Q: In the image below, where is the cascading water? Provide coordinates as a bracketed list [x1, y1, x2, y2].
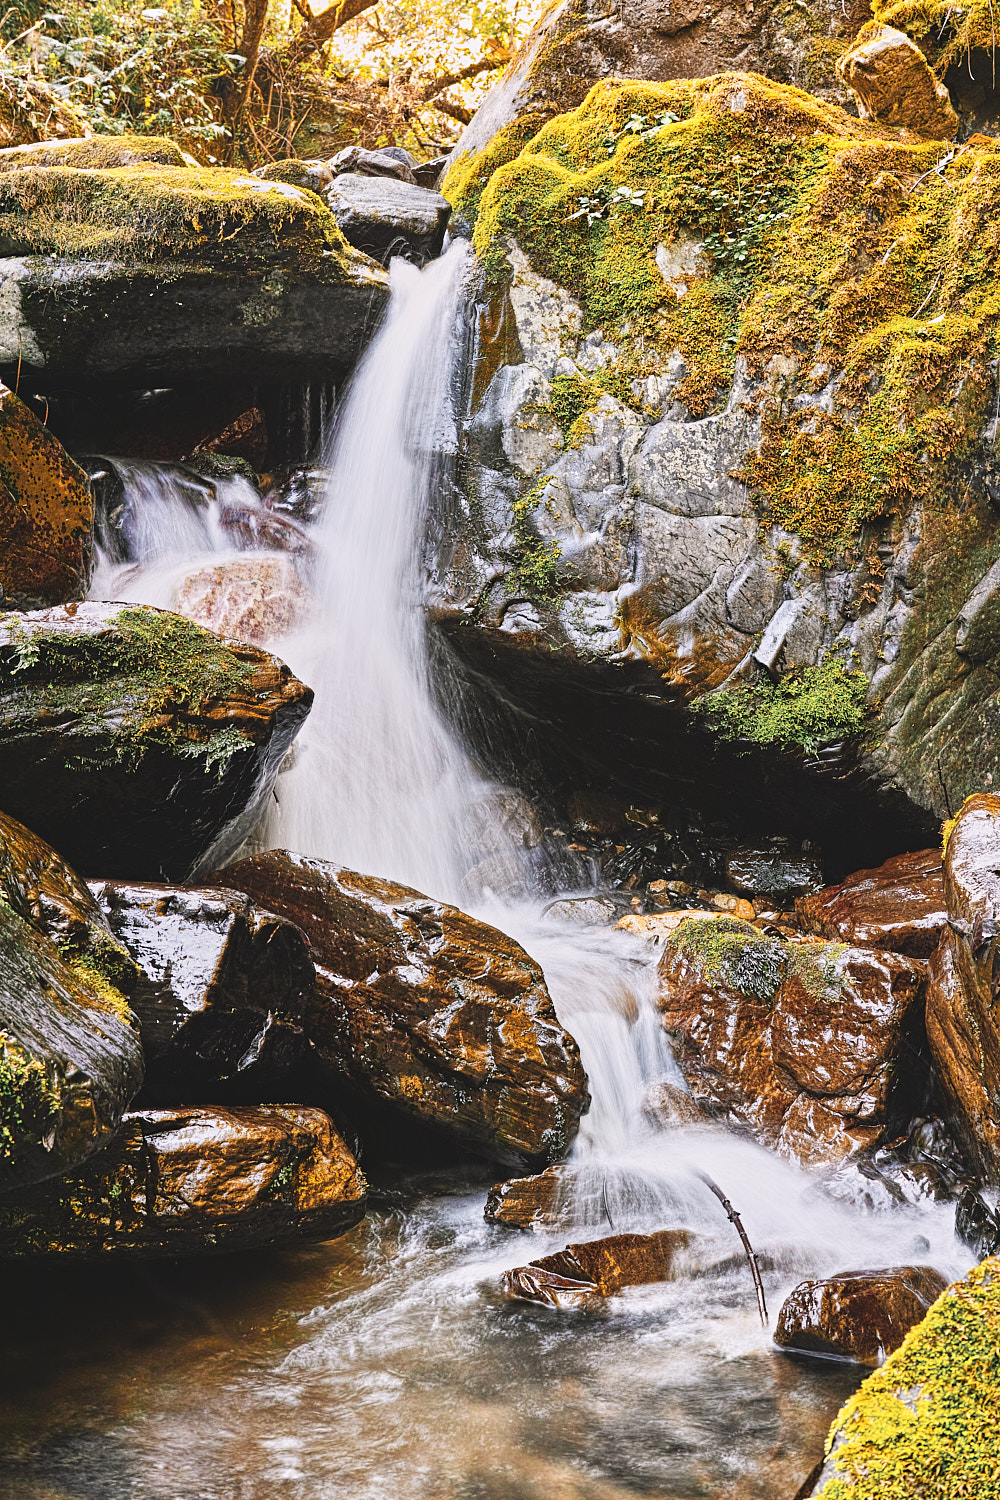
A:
[47, 241, 972, 1500]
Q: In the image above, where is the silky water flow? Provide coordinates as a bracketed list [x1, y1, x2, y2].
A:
[14, 240, 967, 1500]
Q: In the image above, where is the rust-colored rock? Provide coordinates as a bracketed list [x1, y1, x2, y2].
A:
[774, 1265, 947, 1366]
[0, 1104, 366, 1257]
[658, 917, 926, 1166]
[89, 880, 314, 1104]
[837, 24, 958, 139]
[0, 382, 93, 608]
[926, 793, 1000, 1182]
[795, 847, 945, 960]
[208, 850, 590, 1169]
[0, 603, 312, 881]
[503, 1228, 692, 1307]
[485, 1165, 566, 1229]
[174, 554, 312, 645]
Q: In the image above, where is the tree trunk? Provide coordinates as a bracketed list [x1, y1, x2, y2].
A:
[285, 0, 379, 63]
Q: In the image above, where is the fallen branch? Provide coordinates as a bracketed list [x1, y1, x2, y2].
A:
[696, 1171, 768, 1328]
[420, 51, 510, 101]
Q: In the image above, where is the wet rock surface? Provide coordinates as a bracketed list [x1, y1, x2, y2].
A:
[207, 849, 590, 1169]
[503, 1228, 693, 1307]
[0, 1104, 366, 1257]
[0, 603, 312, 882]
[485, 1165, 566, 1229]
[774, 1265, 947, 1367]
[658, 917, 926, 1165]
[90, 880, 314, 1105]
[724, 838, 823, 900]
[324, 174, 451, 265]
[926, 794, 1000, 1183]
[0, 381, 93, 609]
[795, 848, 946, 960]
[174, 554, 312, 644]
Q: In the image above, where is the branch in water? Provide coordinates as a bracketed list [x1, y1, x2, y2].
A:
[696, 1171, 768, 1328]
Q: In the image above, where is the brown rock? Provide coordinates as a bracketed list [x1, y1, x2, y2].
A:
[503, 1228, 692, 1307]
[795, 848, 946, 960]
[485, 1165, 565, 1229]
[658, 917, 926, 1166]
[774, 1265, 947, 1366]
[0, 382, 93, 608]
[926, 793, 1000, 1181]
[615, 909, 716, 944]
[0, 1105, 366, 1257]
[837, 24, 959, 139]
[89, 880, 314, 1105]
[207, 850, 590, 1169]
[174, 554, 312, 644]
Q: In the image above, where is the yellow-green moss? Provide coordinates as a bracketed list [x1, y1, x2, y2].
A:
[465, 72, 1000, 564]
[814, 1257, 1000, 1498]
[0, 1032, 58, 1164]
[507, 482, 562, 602]
[669, 914, 846, 1000]
[0, 133, 191, 171]
[0, 162, 355, 270]
[695, 660, 870, 754]
[872, 0, 1000, 74]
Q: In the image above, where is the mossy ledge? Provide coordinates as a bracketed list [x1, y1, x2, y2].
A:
[693, 661, 871, 755]
[455, 71, 1000, 566]
[811, 1257, 1000, 1498]
[668, 915, 846, 1001]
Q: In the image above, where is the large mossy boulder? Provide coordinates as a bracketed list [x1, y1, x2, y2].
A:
[926, 793, 1000, 1184]
[436, 71, 1000, 851]
[90, 879, 314, 1105]
[0, 1104, 366, 1257]
[0, 602, 312, 882]
[657, 915, 926, 1165]
[0, 147, 388, 388]
[0, 810, 143, 1191]
[208, 849, 591, 1170]
[803, 1258, 1000, 1497]
[0, 381, 93, 609]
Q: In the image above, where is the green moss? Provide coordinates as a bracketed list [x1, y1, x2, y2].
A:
[506, 481, 563, 604]
[695, 660, 870, 754]
[0, 134, 191, 171]
[0, 1033, 58, 1165]
[0, 162, 355, 272]
[464, 72, 1000, 563]
[814, 1258, 1000, 1498]
[872, 0, 1000, 74]
[670, 915, 787, 998]
[0, 606, 257, 771]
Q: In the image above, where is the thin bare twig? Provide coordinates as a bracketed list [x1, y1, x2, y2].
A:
[696, 1171, 768, 1328]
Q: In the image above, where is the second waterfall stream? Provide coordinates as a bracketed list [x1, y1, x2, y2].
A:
[87, 240, 967, 1499]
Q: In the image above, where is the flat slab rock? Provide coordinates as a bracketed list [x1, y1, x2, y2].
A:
[207, 849, 590, 1170]
[0, 1104, 366, 1257]
[775, 1265, 947, 1367]
[323, 174, 450, 264]
[658, 915, 926, 1166]
[795, 847, 945, 960]
[89, 879, 315, 1104]
[503, 1229, 692, 1308]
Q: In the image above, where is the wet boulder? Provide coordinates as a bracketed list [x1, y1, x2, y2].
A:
[795, 848, 946, 960]
[0, 1105, 366, 1257]
[207, 849, 590, 1170]
[658, 917, 926, 1166]
[485, 1165, 566, 1229]
[503, 1229, 692, 1308]
[723, 838, 823, 901]
[775, 1265, 947, 1367]
[89, 880, 314, 1105]
[252, 157, 335, 194]
[804, 1260, 995, 1497]
[926, 794, 1000, 1182]
[0, 603, 312, 882]
[0, 381, 93, 609]
[174, 554, 313, 645]
[0, 158, 387, 389]
[836, 23, 958, 138]
[323, 175, 450, 265]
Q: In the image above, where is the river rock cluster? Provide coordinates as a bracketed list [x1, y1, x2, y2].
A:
[2, 0, 1000, 1489]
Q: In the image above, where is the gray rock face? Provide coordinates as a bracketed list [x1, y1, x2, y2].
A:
[324, 175, 451, 265]
[90, 881, 315, 1105]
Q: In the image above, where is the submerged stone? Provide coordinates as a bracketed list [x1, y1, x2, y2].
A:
[0, 603, 312, 882]
[0, 1105, 366, 1257]
[207, 849, 590, 1170]
[485, 1165, 566, 1229]
[774, 1265, 947, 1367]
[503, 1228, 692, 1307]
[173, 554, 313, 645]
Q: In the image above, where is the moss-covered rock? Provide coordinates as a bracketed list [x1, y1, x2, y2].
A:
[436, 70, 1000, 840]
[0, 380, 93, 609]
[0, 602, 313, 881]
[0, 158, 388, 387]
[805, 1258, 1000, 1497]
[0, 133, 194, 171]
[0, 1105, 367, 1257]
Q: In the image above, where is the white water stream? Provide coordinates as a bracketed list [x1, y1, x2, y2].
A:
[56, 242, 972, 1500]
